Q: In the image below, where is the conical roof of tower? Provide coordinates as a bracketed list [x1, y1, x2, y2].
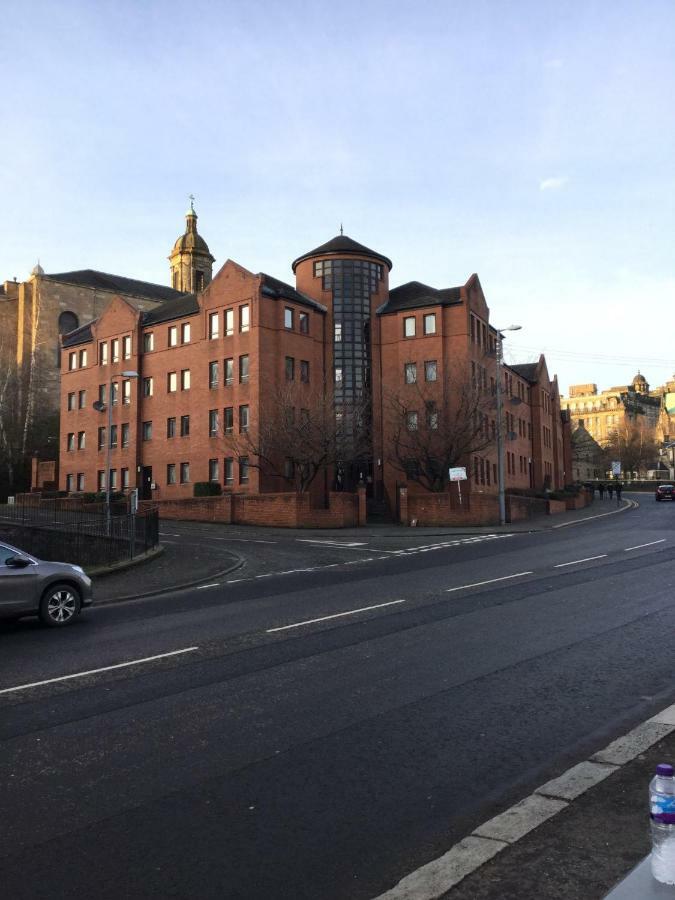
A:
[291, 234, 392, 272]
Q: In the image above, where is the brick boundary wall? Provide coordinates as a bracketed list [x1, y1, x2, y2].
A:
[139, 488, 364, 529]
[404, 491, 499, 527]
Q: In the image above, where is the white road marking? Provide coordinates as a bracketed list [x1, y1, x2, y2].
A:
[226, 578, 245, 583]
[159, 532, 182, 537]
[553, 555, 607, 568]
[445, 572, 533, 593]
[624, 539, 666, 551]
[0, 647, 199, 696]
[297, 539, 367, 547]
[266, 598, 407, 633]
[196, 583, 220, 590]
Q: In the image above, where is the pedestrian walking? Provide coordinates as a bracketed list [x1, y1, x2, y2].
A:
[615, 481, 623, 504]
[598, 481, 605, 499]
[607, 482, 614, 500]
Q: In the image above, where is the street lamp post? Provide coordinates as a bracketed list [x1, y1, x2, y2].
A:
[93, 369, 138, 534]
[495, 326, 522, 526]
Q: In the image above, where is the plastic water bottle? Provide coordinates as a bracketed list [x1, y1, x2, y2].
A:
[650, 762, 675, 884]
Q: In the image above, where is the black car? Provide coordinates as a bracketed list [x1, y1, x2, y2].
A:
[655, 484, 675, 501]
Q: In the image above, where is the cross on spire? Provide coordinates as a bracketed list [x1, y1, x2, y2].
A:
[340, 223, 343, 236]
[188, 193, 196, 213]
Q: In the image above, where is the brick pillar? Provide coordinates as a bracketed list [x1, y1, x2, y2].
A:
[398, 485, 408, 525]
[357, 485, 367, 526]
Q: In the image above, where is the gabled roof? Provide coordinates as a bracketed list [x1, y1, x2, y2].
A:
[510, 363, 539, 383]
[141, 292, 198, 325]
[45, 269, 185, 303]
[377, 280, 462, 315]
[61, 322, 94, 348]
[291, 234, 393, 272]
[259, 273, 326, 313]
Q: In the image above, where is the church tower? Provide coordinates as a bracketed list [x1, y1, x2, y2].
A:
[168, 199, 215, 293]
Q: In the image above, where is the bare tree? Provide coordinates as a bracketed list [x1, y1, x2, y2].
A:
[220, 384, 371, 494]
[604, 421, 659, 478]
[386, 365, 496, 492]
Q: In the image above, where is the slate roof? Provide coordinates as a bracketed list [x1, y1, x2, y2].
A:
[259, 273, 326, 313]
[291, 234, 393, 272]
[510, 363, 539, 383]
[45, 269, 186, 303]
[141, 292, 198, 325]
[61, 322, 94, 348]
[377, 281, 462, 315]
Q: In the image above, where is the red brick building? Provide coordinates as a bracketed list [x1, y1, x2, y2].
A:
[59, 226, 570, 517]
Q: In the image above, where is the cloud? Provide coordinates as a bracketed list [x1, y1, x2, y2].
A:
[539, 176, 568, 191]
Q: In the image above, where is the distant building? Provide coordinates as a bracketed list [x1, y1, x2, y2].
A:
[561, 373, 662, 446]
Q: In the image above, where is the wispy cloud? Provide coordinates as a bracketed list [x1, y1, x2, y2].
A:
[539, 176, 568, 191]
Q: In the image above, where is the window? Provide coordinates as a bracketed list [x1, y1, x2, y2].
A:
[180, 462, 190, 484]
[66, 474, 73, 492]
[78, 389, 86, 409]
[404, 316, 416, 338]
[425, 360, 437, 382]
[406, 411, 418, 431]
[121, 423, 129, 448]
[167, 463, 176, 485]
[209, 409, 218, 436]
[239, 354, 249, 384]
[196, 271, 205, 292]
[143, 332, 154, 352]
[110, 424, 118, 449]
[299, 312, 309, 334]
[423, 313, 436, 335]
[208, 312, 219, 339]
[98, 427, 106, 450]
[168, 326, 178, 347]
[122, 335, 131, 359]
[209, 361, 218, 388]
[79, 349, 87, 367]
[167, 417, 176, 438]
[224, 358, 234, 385]
[224, 407, 234, 434]
[180, 369, 190, 390]
[97, 470, 106, 491]
[142, 376, 153, 397]
[77, 431, 85, 450]
[239, 457, 249, 484]
[209, 459, 219, 482]
[335, 366, 343, 384]
[334, 322, 342, 342]
[110, 469, 117, 490]
[426, 405, 438, 429]
[67, 432, 75, 452]
[111, 382, 119, 405]
[68, 352, 77, 371]
[167, 372, 177, 393]
[180, 415, 190, 437]
[181, 322, 190, 344]
[99, 342, 108, 365]
[285, 356, 295, 381]
[404, 363, 417, 384]
[300, 360, 309, 383]
[67, 392, 76, 411]
[239, 405, 249, 433]
[122, 379, 131, 405]
[239, 305, 250, 333]
[224, 458, 234, 485]
[111, 338, 119, 363]
[142, 421, 152, 441]
[121, 468, 129, 490]
[225, 308, 234, 336]
[284, 307, 294, 330]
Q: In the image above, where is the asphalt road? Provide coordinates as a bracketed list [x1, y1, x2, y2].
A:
[1, 496, 674, 899]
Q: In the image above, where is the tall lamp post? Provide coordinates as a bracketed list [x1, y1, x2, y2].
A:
[495, 325, 522, 526]
[93, 369, 138, 533]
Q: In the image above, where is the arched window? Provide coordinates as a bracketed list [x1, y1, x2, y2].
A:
[58, 311, 79, 334]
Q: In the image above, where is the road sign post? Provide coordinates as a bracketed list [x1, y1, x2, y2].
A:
[449, 467, 467, 506]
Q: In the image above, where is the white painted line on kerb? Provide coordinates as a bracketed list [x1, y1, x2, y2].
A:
[445, 572, 533, 593]
[554, 554, 607, 568]
[196, 583, 220, 590]
[0, 647, 199, 696]
[266, 598, 407, 633]
[624, 539, 666, 551]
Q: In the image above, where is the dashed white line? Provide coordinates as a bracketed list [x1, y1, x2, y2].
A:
[266, 598, 408, 633]
[553, 555, 607, 568]
[0, 647, 199, 696]
[624, 539, 666, 551]
[445, 572, 534, 593]
[196, 583, 220, 590]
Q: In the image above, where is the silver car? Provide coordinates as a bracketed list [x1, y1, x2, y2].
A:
[0, 541, 93, 626]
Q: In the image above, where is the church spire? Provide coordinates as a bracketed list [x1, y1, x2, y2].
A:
[168, 199, 215, 293]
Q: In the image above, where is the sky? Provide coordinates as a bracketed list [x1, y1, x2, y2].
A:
[2, 0, 674, 396]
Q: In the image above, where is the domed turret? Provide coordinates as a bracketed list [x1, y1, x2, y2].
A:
[168, 198, 215, 292]
[31, 261, 44, 277]
[632, 370, 648, 393]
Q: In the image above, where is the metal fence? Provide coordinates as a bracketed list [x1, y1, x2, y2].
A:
[0, 503, 160, 569]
